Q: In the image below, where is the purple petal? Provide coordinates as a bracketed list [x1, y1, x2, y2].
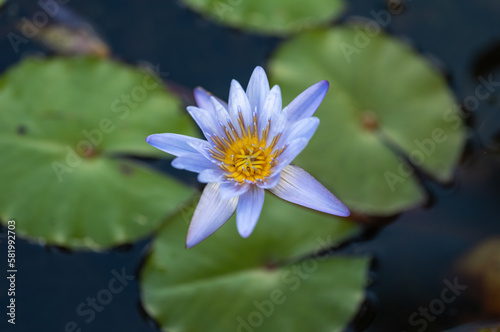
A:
[281, 117, 320, 145]
[219, 182, 250, 199]
[258, 85, 282, 137]
[246, 66, 270, 114]
[188, 140, 214, 162]
[187, 106, 222, 139]
[146, 133, 208, 157]
[211, 96, 241, 137]
[198, 168, 225, 183]
[283, 81, 329, 123]
[194, 87, 215, 113]
[236, 186, 265, 238]
[186, 183, 238, 248]
[270, 165, 350, 217]
[229, 79, 252, 128]
[211, 96, 230, 122]
[270, 138, 309, 175]
[256, 172, 281, 189]
[267, 112, 287, 144]
[263, 85, 282, 115]
[171, 153, 217, 173]
[194, 87, 228, 113]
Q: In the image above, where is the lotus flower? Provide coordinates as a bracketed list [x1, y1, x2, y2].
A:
[146, 67, 349, 248]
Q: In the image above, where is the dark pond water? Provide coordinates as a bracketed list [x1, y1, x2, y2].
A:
[1, 0, 500, 331]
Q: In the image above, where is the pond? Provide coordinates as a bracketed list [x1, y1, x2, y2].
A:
[1, 0, 500, 331]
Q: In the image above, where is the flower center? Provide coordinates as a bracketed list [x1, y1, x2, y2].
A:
[209, 112, 285, 184]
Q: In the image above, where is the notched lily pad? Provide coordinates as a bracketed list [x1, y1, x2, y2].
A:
[141, 194, 368, 332]
[269, 26, 466, 215]
[0, 57, 197, 249]
[181, 0, 346, 35]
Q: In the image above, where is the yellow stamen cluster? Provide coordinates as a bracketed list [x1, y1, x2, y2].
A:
[209, 111, 285, 184]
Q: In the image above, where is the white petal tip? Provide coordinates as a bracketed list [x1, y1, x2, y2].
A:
[145, 134, 158, 144]
[313, 80, 329, 93]
[342, 210, 351, 217]
[185, 225, 204, 249]
[185, 228, 203, 248]
[194, 86, 208, 93]
[334, 207, 350, 217]
[320, 199, 351, 217]
[237, 221, 257, 238]
[185, 237, 197, 249]
[252, 66, 266, 75]
[314, 80, 330, 97]
[170, 159, 181, 169]
[238, 229, 253, 238]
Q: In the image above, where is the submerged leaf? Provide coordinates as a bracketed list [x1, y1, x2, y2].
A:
[141, 193, 368, 332]
[0, 57, 197, 249]
[269, 26, 466, 215]
[456, 237, 500, 316]
[33, 25, 110, 57]
[181, 0, 345, 35]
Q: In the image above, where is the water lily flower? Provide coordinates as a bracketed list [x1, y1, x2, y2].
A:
[146, 67, 350, 248]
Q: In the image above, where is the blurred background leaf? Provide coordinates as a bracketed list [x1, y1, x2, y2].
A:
[29, 24, 110, 57]
[456, 237, 500, 316]
[1, 1, 499, 332]
[180, 0, 346, 35]
[443, 321, 500, 332]
[0, 57, 198, 249]
[142, 193, 368, 332]
[269, 26, 466, 216]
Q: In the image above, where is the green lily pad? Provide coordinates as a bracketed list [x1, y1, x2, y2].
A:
[181, 0, 345, 35]
[0, 57, 197, 249]
[141, 193, 368, 332]
[269, 26, 466, 215]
